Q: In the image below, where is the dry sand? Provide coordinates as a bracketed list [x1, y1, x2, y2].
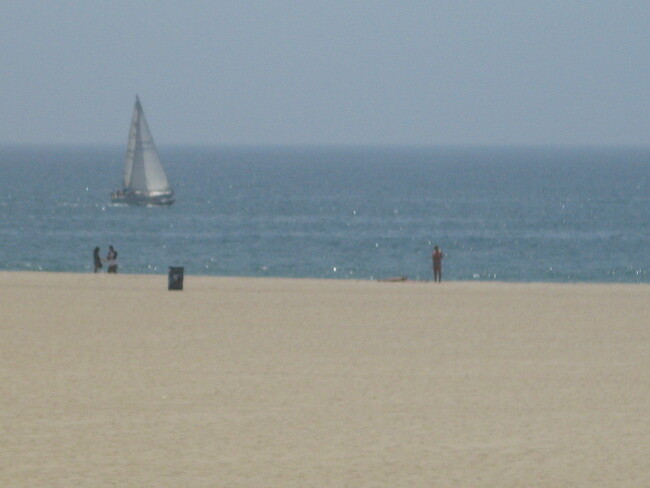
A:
[1, 271, 649, 487]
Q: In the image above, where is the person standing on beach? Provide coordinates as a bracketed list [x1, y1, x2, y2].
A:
[93, 247, 103, 273]
[106, 245, 118, 273]
[432, 245, 443, 282]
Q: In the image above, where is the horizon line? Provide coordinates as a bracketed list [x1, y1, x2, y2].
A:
[2, 142, 650, 150]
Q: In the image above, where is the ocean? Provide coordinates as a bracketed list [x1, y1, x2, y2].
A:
[0, 145, 648, 283]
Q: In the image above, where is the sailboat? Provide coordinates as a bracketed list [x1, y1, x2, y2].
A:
[111, 96, 175, 206]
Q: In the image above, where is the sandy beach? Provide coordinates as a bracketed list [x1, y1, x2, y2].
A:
[1, 271, 649, 487]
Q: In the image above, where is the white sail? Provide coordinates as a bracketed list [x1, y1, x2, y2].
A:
[122, 100, 139, 189]
[124, 96, 171, 193]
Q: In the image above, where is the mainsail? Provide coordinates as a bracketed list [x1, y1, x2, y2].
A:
[124, 96, 171, 193]
[112, 96, 174, 205]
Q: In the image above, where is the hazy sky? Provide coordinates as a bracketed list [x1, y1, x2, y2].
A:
[2, 1, 650, 146]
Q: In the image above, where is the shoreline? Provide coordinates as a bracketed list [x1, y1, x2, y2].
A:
[1, 269, 648, 287]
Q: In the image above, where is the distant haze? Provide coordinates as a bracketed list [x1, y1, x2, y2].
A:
[2, 1, 650, 146]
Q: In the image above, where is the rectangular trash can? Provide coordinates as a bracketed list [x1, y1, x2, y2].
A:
[168, 267, 184, 290]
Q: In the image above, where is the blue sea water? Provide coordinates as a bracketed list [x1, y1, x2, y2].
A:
[0, 145, 648, 282]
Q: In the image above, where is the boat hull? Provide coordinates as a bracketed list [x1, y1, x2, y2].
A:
[111, 190, 175, 206]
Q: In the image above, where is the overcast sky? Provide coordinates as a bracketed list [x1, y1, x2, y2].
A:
[2, 1, 650, 146]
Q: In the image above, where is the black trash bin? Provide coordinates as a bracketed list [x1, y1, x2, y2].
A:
[168, 267, 184, 290]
